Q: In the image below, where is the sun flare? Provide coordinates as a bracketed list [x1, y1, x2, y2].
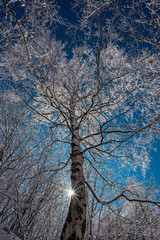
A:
[67, 189, 75, 197]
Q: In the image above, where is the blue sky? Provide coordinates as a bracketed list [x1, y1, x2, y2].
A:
[147, 139, 160, 184]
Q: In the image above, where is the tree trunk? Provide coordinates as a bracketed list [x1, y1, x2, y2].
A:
[60, 99, 87, 240]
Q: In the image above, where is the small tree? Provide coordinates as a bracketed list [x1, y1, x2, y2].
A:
[0, 88, 67, 240]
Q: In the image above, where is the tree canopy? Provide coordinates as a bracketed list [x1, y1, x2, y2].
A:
[0, 0, 160, 239]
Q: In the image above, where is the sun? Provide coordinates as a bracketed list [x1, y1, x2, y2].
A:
[65, 187, 77, 200]
[67, 189, 75, 198]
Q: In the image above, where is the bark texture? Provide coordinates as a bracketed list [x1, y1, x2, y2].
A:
[60, 100, 87, 240]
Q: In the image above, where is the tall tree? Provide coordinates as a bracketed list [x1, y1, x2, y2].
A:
[0, 0, 160, 239]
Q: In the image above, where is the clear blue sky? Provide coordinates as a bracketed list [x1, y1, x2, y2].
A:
[147, 139, 160, 184]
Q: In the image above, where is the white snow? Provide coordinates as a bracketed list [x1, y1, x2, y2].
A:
[0, 225, 20, 240]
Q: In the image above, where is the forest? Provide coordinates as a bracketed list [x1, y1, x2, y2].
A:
[0, 0, 160, 239]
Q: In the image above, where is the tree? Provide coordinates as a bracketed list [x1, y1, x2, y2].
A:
[0, 0, 160, 239]
[84, 178, 160, 240]
[0, 89, 68, 240]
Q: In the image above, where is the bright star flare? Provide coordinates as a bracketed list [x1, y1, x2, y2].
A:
[67, 189, 75, 197]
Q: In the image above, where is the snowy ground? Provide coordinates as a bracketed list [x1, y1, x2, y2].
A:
[0, 225, 20, 240]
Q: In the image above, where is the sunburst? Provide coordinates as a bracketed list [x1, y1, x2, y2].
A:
[67, 189, 75, 197]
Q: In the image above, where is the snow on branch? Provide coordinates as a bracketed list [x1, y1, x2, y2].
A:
[85, 180, 160, 207]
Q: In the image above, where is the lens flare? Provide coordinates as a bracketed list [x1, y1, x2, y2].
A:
[67, 189, 75, 197]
